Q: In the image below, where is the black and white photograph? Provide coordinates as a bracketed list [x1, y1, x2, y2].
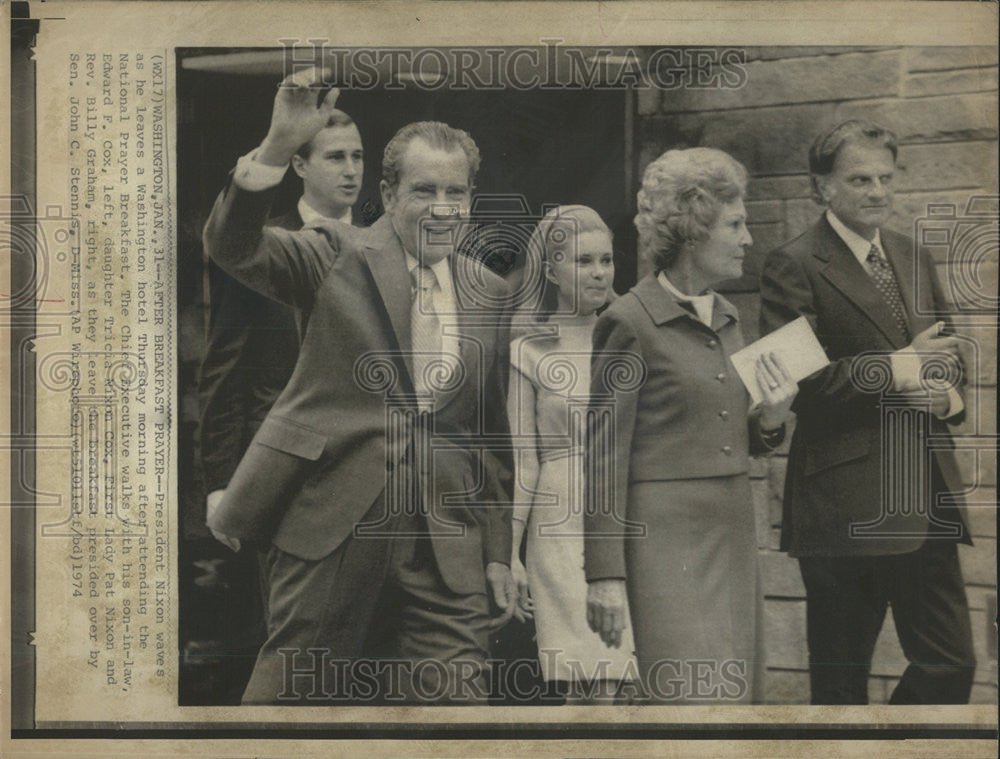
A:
[3, 1, 998, 757]
[173, 40, 998, 709]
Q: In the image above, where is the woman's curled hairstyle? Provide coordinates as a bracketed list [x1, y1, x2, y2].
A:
[634, 148, 749, 271]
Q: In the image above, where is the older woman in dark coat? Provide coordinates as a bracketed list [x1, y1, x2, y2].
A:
[583, 148, 798, 703]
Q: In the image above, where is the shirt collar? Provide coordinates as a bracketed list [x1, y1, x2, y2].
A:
[826, 210, 884, 266]
[298, 197, 352, 227]
[657, 270, 715, 327]
[404, 250, 452, 289]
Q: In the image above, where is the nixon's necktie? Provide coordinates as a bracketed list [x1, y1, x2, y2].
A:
[867, 243, 910, 341]
[410, 265, 442, 409]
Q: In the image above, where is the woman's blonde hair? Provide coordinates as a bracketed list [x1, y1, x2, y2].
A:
[517, 205, 613, 323]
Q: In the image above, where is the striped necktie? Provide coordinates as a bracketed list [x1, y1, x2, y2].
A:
[866, 243, 910, 341]
[410, 265, 442, 409]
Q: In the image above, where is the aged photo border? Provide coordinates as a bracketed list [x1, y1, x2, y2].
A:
[3, 1, 998, 756]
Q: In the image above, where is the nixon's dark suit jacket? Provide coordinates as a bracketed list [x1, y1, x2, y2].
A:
[202, 181, 513, 596]
[198, 208, 303, 493]
[759, 215, 970, 557]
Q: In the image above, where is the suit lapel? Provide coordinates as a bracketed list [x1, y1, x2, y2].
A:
[814, 217, 906, 347]
[632, 274, 690, 325]
[361, 217, 415, 379]
[881, 231, 917, 334]
[433, 254, 480, 414]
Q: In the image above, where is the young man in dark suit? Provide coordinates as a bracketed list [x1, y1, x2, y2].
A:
[203, 68, 516, 704]
[200, 109, 364, 516]
[759, 120, 975, 704]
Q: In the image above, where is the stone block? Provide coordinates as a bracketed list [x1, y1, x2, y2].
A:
[974, 661, 998, 688]
[956, 261, 998, 314]
[904, 67, 999, 98]
[744, 222, 787, 282]
[641, 102, 839, 175]
[753, 46, 888, 62]
[745, 199, 784, 223]
[907, 47, 1000, 73]
[951, 443, 998, 491]
[959, 540, 997, 587]
[927, 259, 999, 317]
[658, 51, 901, 113]
[969, 608, 997, 683]
[747, 174, 813, 202]
[963, 497, 998, 540]
[768, 456, 788, 525]
[888, 190, 998, 251]
[637, 142, 664, 177]
[905, 194, 998, 246]
[763, 668, 810, 705]
[835, 93, 998, 144]
[752, 479, 771, 548]
[953, 384, 998, 441]
[895, 142, 999, 193]
[764, 599, 808, 670]
[960, 325, 998, 385]
[749, 456, 769, 479]
[636, 85, 660, 116]
[760, 549, 805, 598]
[785, 198, 823, 240]
[768, 525, 782, 551]
[964, 586, 997, 614]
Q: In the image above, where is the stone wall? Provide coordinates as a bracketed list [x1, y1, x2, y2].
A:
[636, 45, 998, 704]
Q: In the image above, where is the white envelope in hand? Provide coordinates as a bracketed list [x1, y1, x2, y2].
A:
[730, 316, 830, 405]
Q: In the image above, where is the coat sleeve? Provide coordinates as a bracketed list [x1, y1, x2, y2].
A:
[759, 245, 884, 418]
[922, 245, 967, 425]
[202, 179, 336, 311]
[478, 291, 515, 567]
[584, 308, 643, 582]
[507, 351, 539, 527]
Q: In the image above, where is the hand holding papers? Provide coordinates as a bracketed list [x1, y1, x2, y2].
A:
[731, 316, 830, 405]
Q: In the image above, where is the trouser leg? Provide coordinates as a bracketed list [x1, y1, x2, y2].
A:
[387, 528, 493, 704]
[886, 541, 975, 704]
[242, 496, 395, 705]
[799, 555, 888, 705]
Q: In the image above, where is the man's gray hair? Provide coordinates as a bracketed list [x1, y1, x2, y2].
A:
[382, 121, 480, 188]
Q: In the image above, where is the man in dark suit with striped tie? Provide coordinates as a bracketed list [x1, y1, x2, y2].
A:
[203, 68, 516, 704]
[759, 120, 975, 704]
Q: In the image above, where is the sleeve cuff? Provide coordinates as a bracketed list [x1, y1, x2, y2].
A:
[233, 148, 289, 191]
[890, 346, 923, 392]
[937, 387, 965, 420]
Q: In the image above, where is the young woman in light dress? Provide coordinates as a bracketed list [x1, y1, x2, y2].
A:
[507, 205, 637, 703]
